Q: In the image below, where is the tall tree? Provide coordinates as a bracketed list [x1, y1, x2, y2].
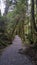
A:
[31, 0, 37, 32]
[5, 0, 12, 14]
[31, 0, 37, 44]
[36, 0, 37, 23]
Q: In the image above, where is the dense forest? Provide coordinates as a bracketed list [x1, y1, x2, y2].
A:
[0, 0, 37, 65]
[0, 0, 37, 47]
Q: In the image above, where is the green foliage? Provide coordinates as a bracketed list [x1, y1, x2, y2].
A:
[0, 15, 12, 47]
[5, 0, 27, 42]
[0, 0, 37, 48]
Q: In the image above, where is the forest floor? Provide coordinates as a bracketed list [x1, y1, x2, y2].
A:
[19, 44, 37, 65]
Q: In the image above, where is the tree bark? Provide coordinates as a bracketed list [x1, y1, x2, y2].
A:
[31, 0, 37, 32]
[36, 0, 37, 23]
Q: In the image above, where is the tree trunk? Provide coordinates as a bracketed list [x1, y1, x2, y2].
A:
[31, 0, 37, 32]
[36, 0, 37, 26]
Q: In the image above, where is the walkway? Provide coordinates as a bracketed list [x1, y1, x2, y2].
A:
[0, 35, 33, 65]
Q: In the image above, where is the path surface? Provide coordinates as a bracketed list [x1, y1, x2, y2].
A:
[0, 35, 33, 65]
